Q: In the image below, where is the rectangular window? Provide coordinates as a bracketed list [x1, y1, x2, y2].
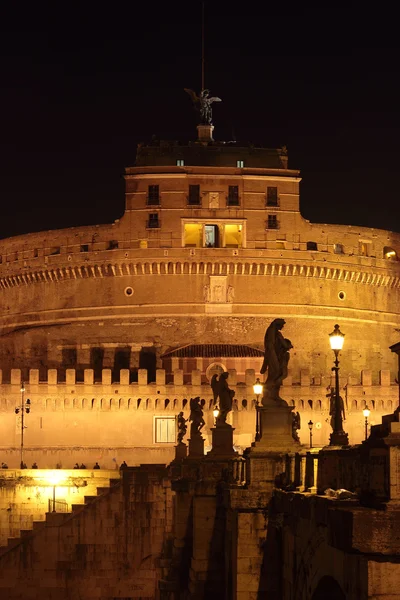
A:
[147, 213, 160, 228]
[50, 246, 61, 255]
[80, 244, 89, 252]
[33, 249, 39, 258]
[107, 240, 119, 250]
[188, 184, 200, 205]
[62, 348, 77, 367]
[154, 416, 176, 443]
[237, 160, 244, 168]
[267, 215, 278, 229]
[307, 241, 318, 251]
[228, 185, 239, 206]
[176, 159, 184, 166]
[266, 186, 278, 206]
[147, 185, 160, 205]
[334, 243, 344, 254]
[359, 242, 370, 256]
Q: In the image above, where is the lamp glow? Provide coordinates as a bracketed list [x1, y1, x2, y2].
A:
[253, 378, 263, 397]
[362, 406, 370, 419]
[213, 406, 220, 420]
[329, 324, 345, 351]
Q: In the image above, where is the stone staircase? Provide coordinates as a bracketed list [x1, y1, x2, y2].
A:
[0, 477, 121, 558]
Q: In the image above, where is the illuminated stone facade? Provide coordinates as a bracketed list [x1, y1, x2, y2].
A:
[0, 139, 399, 463]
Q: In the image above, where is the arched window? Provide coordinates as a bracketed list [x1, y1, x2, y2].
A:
[383, 246, 398, 260]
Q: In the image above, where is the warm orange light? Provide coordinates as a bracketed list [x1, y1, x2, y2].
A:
[329, 324, 345, 351]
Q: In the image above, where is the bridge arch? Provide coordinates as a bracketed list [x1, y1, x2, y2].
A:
[312, 575, 346, 600]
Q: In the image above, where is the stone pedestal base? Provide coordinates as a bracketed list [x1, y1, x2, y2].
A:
[188, 434, 205, 459]
[207, 424, 238, 459]
[197, 124, 214, 143]
[173, 442, 187, 462]
[329, 431, 349, 446]
[252, 405, 299, 452]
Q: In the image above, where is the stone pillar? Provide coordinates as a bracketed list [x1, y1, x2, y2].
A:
[310, 455, 318, 494]
[188, 433, 204, 459]
[297, 455, 306, 492]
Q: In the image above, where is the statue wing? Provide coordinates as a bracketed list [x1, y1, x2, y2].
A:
[184, 88, 200, 105]
[209, 96, 222, 104]
[211, 374, 219, 392]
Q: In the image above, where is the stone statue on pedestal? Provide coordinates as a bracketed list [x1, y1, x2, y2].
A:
[292, 411, 301, 442]
[189, 397, 205, 436]
[210, 372, 234, 425]
[177, 411, 187, 443]
[260, 318, 293, 404]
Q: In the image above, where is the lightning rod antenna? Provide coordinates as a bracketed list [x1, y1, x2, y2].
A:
[201, 0, 205, 91]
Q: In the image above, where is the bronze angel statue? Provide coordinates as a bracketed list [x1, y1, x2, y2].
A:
[184, 88, 222, 125]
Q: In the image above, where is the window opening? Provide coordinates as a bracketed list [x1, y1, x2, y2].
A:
[176, 159, 184, 166]
[227, 186, 239, 206]
[266, 186, 278, 206]
[205, 224, 219, 248]
[188, 184, 200, 205]
[154, 416, 176, 443]
[148, 213, 160, 228]
[334, 243, 344, 254]
[267, 215, 278, 229]
[236, 160, 244, 168]
[307, 241, 318, 251]
[147, 185, 160, 205]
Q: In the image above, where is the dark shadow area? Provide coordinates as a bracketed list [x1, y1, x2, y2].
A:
[312, 575, 346, 600]
[257, 497, 282, 599]
[204, 474, 228, 598]
[139, 348, 156, 382]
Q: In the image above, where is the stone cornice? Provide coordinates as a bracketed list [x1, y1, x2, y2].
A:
[0, 260, 399, 289]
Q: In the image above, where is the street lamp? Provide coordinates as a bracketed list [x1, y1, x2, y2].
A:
[14, 382, 31, 469]
[328, 324, 349, 446]
[308, 420, 313, 448]
[253, 378, 263, 442]
[212, 405, 220, 425]
[362, 404, 370, 441]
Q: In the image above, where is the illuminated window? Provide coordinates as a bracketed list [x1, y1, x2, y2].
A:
[205, 224, 219, 247]
[334, 243, 344, 254]
[307, 241, 318, 251]
[266, 186, 278, 206]
[176, 159, 184, 166]
[359, 241, 371, 256]
[154, 416, 176, 443]
[188, 184, 200, 205]
[184, 222, 243, 248]
[383, 246, 397, 260]
[237, 160, 244, 168]
[225, 224, 242, 248]
[227, 186, 239, 206]
[147, 185, 160, 205]
[267, 215, 278, 229]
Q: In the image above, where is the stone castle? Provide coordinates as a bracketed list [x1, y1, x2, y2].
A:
[0, 116, 400, 599]
[0, 123, 399, 465]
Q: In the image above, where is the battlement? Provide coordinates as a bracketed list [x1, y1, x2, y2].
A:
[0, 367, 396, 414]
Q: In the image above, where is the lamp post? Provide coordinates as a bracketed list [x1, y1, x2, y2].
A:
[253, 378, 263, 442]
[15, 382, 31, 469]
[362, 405, 370, 441]
[212, 405, 220, 426]
[328, 324, 349, 446]
[308, 420, 313, 448]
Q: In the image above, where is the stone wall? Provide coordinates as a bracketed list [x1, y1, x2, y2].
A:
[0, 469, 116, 547]
[0, 466, 173, 599]
[0, 367, 398, 468]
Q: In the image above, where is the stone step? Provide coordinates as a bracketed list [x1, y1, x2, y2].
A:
[7, 538, 20, 549]
[109, 478, 121, 487]
[84, 495, 97, 504]
[32, 521, 46, 531]
[20, 530, 32, 538]
[71, 503, 84, 512]
[96, 486, 110, 495]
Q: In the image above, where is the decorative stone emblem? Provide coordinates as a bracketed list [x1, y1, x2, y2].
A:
[208, 192, 220, 209]
[203, 276, 234, 303]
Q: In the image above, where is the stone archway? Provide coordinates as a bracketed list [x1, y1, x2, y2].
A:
[312, 575, 346, 600]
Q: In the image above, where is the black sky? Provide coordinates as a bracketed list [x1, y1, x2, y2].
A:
[0, 3, 399, 239]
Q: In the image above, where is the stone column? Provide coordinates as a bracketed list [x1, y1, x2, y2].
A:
[297, 455, 306, 492]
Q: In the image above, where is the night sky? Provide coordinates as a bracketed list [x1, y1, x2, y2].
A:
[1, 3, 399, 240]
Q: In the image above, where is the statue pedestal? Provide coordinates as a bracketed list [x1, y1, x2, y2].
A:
[329, 431, 349, 446]
[174, 442, 187, 462]
[197, 124, 214, 143]
[188, 434, 205, 459]
[207, 424, 238, 459]
[252, 403, 299, 452]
